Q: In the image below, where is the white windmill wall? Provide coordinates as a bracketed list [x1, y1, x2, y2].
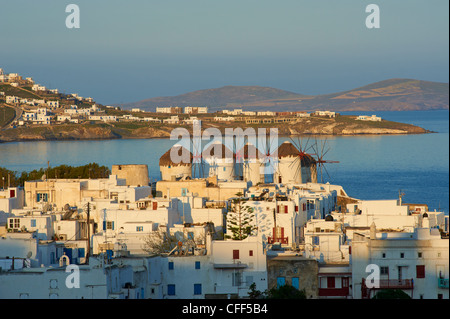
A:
[160, 165, 192, 181]
[243, 161, 264, 186]
[275, 156, 302, 184]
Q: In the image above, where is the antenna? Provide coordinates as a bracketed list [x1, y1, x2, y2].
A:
[398, 189, 405, 205]
[86, 202, 90, 265]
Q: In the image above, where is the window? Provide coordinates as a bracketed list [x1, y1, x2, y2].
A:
[188, 232, 194, 240]
[416, 265, 425, 278]
[136, 226, 143, 232]
[195, 261, 200, 270]
[382, 253, 386, 258]
[276, 277, 286, 288]
[233, 272, 243, 287]
[233, 250, 239, 260]
[418, 252, 423, 258]
[102, 221, 114, 230]
[249, 250, 253, 257]
[181, 188, 187, 196]
[194, 284, 202, 295]
[167, 284, 176, 296]
[292, 277, 299, 290]
[312, 236, 320, 245]
[168, 261, 174, 270]
[400, 253, 405, 258]
[37, 193, 48, 202]
[9, 218, 20, 229]
[380, 266, 389, 275]
[30, 219, 36, 227]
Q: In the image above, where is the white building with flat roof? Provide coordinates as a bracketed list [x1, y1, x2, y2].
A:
[352, 226, 449, 299]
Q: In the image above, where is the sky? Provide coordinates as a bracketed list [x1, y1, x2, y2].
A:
[0, 0, 448, 105]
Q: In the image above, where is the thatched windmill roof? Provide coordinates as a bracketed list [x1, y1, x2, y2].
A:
[159, 144, 193, 167]
[202, 141, 235, 160]
[277, 141, 300, 158]
[276, 141, 316, 166]
[236, 143, 264, 160]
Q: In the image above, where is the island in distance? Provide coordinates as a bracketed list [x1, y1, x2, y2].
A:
[119, 78, 449, 113]
[0, 75, 448, 143]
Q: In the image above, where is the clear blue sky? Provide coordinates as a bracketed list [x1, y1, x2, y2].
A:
[0, 0, 448, 105]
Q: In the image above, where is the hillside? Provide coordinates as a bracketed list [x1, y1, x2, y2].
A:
[0, 115, 429, 143]
[119, 86, 307, 110]
[119, 79, 449, 112]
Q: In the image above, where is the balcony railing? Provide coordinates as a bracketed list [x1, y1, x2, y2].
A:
[268, 236, 289, 245]
[363, 279, 414, 290]
[319, 287, 349, 297]
[361, 278, 414, 299]
[438, 278, 449, 289]
[378, 279, 414, 289]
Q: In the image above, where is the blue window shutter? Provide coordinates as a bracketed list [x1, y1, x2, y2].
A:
[112, 221, 115, 230]
[78, 248, 85, 258]
[292, 277, 299, 290]
[194, 284, 202, 295]
[168, 261, 174, 270]
[277, 277, 285, 288]
[168, 284, 175, 295]
[103, 221, 106, 230]
[195, 261, 200, 269]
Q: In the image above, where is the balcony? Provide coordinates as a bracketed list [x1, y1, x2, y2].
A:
[268, 236, 289, 245]
[361, 279, 414, 298]
[377, 279, 414, 289]
[438, 278, 449, 289]
[319, 287, 349, 297]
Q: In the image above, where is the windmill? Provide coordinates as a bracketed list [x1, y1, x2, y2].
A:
[191, 138, 206, 179]
[287, 135, 318, 183]
[202, 140, 236, 181]
[238, 142, 265, 185]
[258, 128, 279, 183]
[311, 137, 339, 183]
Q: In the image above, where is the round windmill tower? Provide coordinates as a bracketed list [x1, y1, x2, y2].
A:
[203, 140, 235, 181]
[159, 144, 193, 181]
[274, 141, 317, 184]
[238, 142, 264, 186]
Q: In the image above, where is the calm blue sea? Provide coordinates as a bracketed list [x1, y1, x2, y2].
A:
[0, 110, 448, 214]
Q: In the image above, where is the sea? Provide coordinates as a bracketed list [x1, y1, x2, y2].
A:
[0, 110, 448, 214]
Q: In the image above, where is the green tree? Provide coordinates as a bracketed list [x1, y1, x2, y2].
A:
[1, 163, 111, 187]
[372, 289, 411, 299]
[248, 283, 264, 299]
[267, 284, 307, 299]
[225, 192, 257, 240]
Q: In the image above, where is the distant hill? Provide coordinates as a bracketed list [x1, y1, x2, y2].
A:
[120, 85, 306, 111]
[118, 79, 449, 112]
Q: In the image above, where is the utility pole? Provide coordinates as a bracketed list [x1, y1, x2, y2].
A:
[86, 202, 90, 265]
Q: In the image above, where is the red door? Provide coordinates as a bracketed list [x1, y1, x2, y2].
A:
[327, 277, 335, 288]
